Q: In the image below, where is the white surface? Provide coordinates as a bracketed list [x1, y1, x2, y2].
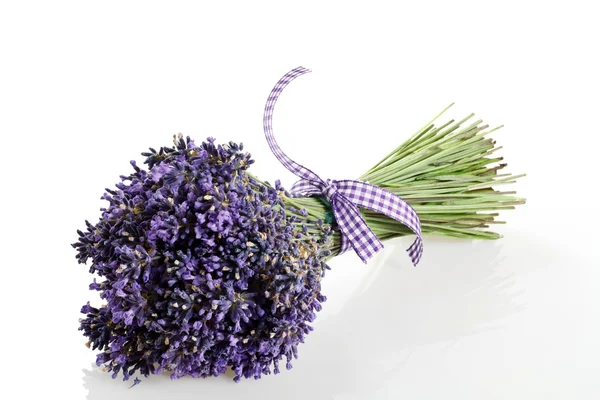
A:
[1, 1, 598, 399]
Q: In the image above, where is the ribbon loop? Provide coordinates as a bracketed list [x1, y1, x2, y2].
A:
[263, 67, 424, 266]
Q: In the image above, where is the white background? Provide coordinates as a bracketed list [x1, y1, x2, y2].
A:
[1, 1, 598, 399]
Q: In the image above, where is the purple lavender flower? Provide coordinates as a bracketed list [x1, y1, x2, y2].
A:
[74, 135, 333, 382]
[129, 377, 142, 388]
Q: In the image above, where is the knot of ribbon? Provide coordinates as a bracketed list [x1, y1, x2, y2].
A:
[263, 66, 423, 266]
[321, 179, 338, 201]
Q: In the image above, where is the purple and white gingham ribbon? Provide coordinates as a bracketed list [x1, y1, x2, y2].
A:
[263, 66, 423, 265]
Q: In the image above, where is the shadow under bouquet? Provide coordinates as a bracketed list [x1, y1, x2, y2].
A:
[73, 67, 525, 384]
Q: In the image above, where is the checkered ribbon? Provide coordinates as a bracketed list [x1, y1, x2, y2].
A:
[263, 66, 423, 265]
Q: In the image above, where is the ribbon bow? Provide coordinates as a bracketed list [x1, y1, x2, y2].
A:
[263, 66, 423, 265]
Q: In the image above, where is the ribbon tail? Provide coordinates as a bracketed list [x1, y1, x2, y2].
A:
[407, 236, 423, 265]
[330, 195, 384, 263]
[263, 67, 323, 184]
[335, 180, 423, 266]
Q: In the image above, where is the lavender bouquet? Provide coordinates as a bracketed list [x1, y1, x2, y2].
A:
[74, 67, 525, 383]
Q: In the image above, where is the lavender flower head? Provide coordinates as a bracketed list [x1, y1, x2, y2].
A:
[74, 135, 333, 382]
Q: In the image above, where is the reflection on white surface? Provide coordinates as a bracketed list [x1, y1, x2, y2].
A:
[83, 237, 525, 400]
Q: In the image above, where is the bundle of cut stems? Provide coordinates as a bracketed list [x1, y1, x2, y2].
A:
[283, 104, 526, 256]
